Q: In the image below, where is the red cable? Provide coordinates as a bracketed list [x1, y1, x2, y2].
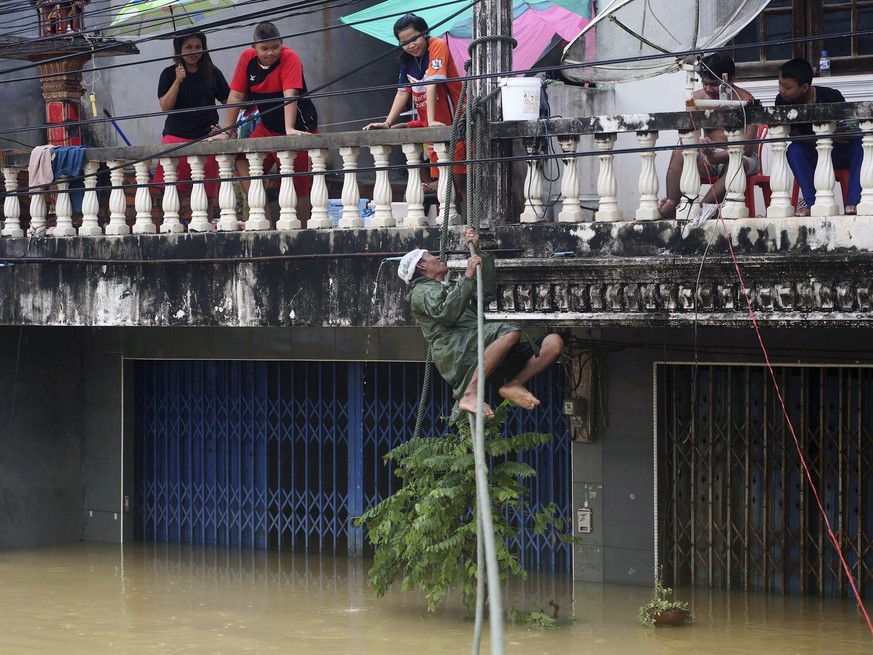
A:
[689, 111, 873, 634]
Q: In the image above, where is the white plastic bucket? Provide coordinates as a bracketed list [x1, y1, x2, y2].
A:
[499, 77, 542, 121]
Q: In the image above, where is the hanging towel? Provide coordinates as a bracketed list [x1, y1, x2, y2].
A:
[51, 146, 87, 213]
[28, 145, 53, 187]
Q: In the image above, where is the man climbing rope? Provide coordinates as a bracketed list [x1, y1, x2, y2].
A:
[398, 229, 564, 417]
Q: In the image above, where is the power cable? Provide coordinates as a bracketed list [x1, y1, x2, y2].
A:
[0, 0, 474, 82]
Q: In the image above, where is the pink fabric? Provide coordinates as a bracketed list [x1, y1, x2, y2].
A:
[28, 145, 53, 187]
[445, 5, 590, 72]
[153, 134, 220, 199]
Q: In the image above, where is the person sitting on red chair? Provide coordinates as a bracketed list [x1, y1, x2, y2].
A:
[658, 53, 758, 219]
[775, 58, 861, 217]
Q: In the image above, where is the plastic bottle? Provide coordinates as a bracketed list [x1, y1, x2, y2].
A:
[819, 50, 831, 77]
[718, 73, 732, 102]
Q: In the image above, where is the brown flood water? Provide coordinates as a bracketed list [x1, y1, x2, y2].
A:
[0, 542, 870, 654]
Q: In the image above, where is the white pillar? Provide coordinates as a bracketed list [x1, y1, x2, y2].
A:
[132, 161, 156, 234]
[339, 146, 362, 228]
[53, 180, 77, 236]
[857, 119, 873, 216]
[276, 151, 300, 230]
[159, 157, 184, 234]
[767, 124, 794, 218]
[105, 160, 130, 236]
[811, 122, 839, 216]
[433, 141, 462, 225]
[215, 154, 239, 232]
[29, 187, 47, 237]
[594, 133, 621, 222]
[243, 152, 270, 230]
[1, 167, 23, 237]
[635, 131, 660, 221]
[720, 127, 749, 218]
[308, 148, 331, 229]
[188, 155, 211, 232]
[520, 138, 545, 223]
[79, 161, 102, 236]
[676, 130, 701, 222]
[557, 135, 584, 223]
[402, 142, 427, 227]
[370, 144, 395, 228]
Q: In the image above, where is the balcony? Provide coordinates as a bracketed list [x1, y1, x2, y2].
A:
[0, 101, 871, 329]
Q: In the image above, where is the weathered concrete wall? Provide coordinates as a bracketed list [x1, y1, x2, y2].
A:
[3, 223, 873, 329]
[0, 12, 51, 148]
[0, 326, 85, 548]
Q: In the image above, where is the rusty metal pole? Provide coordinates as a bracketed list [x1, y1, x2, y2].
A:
[472, 0, 513, 226]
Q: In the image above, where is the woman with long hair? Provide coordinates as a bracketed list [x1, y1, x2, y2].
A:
[154, 31, 230, 219]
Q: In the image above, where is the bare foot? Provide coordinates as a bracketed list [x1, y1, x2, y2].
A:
[658, 197, 677, 220]
[845, 204, 857, 215]
[459, 394, 494, 418]
[498, 383, 541, 410]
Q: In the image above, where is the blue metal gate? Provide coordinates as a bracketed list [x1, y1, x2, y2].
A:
[134, 360, 571, 572]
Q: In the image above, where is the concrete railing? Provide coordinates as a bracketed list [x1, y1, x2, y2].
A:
[1, 102, 871, 238]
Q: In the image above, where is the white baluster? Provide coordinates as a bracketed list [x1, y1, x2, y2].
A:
[29, 188, 47, 237]
[811, 122, 839, 216]
[242, 152, 269, 230]
[433, 142, 461, 225]
[369, 145, 395, 228]
[307, 148, 331, 229]
[557, 135, 584, 223]
[187, 155, 210, 231]
[520, 138, 545, 223]
[635, 131, 660, 221]
[132, 161, 156, 234]
[79, 161, 102, 235]
[53, 180, 76, 236]
[339, 146, 362, 228]
[275, 150, 300, 230]
[105, 160, 130, 236]
[676, 130, 701, 222]
[767, 124, 794, 218]
[215, 154, 239, 232]
[159, 157, 184, 233]
[595, 133, 621, 221]
[1, 167, 23, 237]
[402, 142, 426, 227]
[857, 120, 873, 216]
[720, 127, 749, 218]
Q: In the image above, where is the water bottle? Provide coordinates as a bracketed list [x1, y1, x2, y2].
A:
[718, 73, 731, 102]
[819, 50, 831, 77]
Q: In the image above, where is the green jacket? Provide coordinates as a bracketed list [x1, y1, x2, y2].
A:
[406, 252, 517, 400]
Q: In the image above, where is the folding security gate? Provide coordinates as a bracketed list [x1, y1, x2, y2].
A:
[134, 360, 571, 573]
[659, 364, 873, 599]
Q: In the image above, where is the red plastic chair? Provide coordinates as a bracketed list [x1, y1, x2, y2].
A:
[791, 169, 850, 207]
[744, 125, 771, 216]
[699, 125, 770, 215]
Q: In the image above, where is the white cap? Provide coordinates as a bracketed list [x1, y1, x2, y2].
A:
[398, 249, 427, 283]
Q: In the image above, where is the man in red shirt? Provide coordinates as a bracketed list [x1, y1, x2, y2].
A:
[364, 14, 466, 208]
[225, 22, 317, 226]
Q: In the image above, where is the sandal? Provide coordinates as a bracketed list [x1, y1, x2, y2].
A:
[794, 198, 810, 217]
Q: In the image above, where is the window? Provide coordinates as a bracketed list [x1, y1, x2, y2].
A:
[731, 0, 873, 77]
